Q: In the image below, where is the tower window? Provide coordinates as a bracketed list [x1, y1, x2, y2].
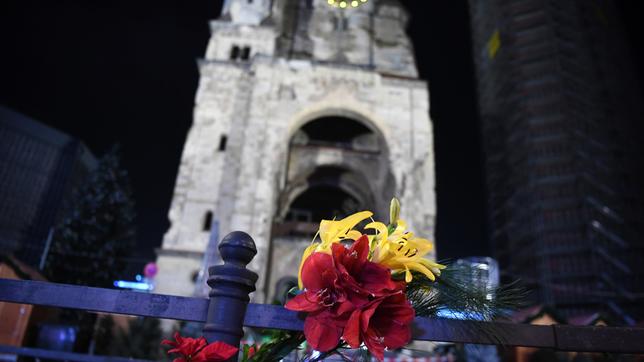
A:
[218, 135, 228, 151]
[230, 46, 240, 60]
[333, 17, 348, 31]
[203, 211, 213, 231]
[241, 47, 251, 61]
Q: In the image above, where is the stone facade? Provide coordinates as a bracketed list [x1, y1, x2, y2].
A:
[155, 0, 436, 302]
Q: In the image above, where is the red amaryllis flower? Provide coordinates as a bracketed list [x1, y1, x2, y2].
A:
[286, 236, 405, 352]
[161, 332, 238, 362]
[343, 292, 415, 361]
[331, 236, 402, 303]
[285, 247, 353, 351]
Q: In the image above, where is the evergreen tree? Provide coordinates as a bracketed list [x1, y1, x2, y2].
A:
[44, 145, 136, 287]
[43, 146, 136, 352]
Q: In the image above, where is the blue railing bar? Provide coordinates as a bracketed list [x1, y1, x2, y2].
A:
[0, 278, 208, 322]
[2, 278, 644, 353]
[243, 303, 555, 348]
[0, 344, 153, 362]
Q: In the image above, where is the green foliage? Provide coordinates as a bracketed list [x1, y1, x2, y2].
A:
[241, 343, 257, 362]
[405, 265, 527, 320]
[403, 265, 527, 345]
[44, 146, 136, 288]
[248, 330, 305, 362]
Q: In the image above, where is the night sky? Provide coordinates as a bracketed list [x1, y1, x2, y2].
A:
[3, 1, 639, 269]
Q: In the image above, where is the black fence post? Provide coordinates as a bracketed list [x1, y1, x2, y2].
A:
[203, 231, 258, 361]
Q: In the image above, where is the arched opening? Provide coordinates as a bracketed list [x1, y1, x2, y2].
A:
[267, 112, 397, 302]
[279, 114, 394, 225]
[286, 185, 360, 222]
[291, 116, 380, 152]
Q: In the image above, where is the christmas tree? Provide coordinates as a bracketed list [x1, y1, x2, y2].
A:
[44, 145, 136, 287]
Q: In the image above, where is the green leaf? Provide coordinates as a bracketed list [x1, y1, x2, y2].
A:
[248, 330, 305, 362]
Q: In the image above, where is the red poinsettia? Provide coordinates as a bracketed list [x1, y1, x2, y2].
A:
[286, 236, 405, 352]
[161, 332, 238, 362]
[343, 292, 415, 361]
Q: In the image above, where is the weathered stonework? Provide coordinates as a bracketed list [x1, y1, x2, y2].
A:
[155, 0, 436, 302]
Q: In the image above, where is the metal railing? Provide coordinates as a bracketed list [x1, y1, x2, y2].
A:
[1, 231, 644, 361]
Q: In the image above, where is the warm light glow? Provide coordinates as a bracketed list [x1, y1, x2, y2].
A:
[327, 0, 367, 9]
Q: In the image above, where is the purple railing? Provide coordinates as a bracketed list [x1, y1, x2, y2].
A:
[1, 231, 644, 360]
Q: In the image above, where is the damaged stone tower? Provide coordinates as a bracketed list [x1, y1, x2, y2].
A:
[155, 0, 436, 302]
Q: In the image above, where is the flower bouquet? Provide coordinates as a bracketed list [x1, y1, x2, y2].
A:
[164, 198, 523, 361]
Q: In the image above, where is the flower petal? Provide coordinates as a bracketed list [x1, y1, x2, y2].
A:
[198, 341, 239, 361]
[342, 309, 362, 348]
[359, 262, 400, 295]
[319, 211, 372, 245]
[304, 313, 343, 352]
[332, 235, 369, 276]
[161, 339, 177, 347]
[345, 229, 363, 240]
[285, 292, 322, 312]
[298, 242, 320, 289]
[363, 329, 386, 362]
[364, 221, 389, 240]
[407, 261, 436, 281]
[301, 252, 335, 290]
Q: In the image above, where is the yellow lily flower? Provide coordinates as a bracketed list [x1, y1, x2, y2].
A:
[297, 210, 372, 289]
[317, 210, 372, 252]
[366, 219, 445, 283]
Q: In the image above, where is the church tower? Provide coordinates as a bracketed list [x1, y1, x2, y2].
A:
[155, 0, 436, 302]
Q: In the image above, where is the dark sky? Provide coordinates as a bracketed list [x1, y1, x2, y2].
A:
[2, 1, 496, 267]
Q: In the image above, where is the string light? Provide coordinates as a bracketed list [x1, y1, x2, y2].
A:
[327, 0, 368, 9]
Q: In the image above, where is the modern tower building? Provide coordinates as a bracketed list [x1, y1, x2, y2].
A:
[155, 0, 437, 302]
[469, 1, 644, 321]
[0, 106, 97, 269]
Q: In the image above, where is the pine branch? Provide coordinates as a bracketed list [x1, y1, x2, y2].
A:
[249, 330, 305, 362]
[405, 266, 527, 320]
[404, 266, 528, 344]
